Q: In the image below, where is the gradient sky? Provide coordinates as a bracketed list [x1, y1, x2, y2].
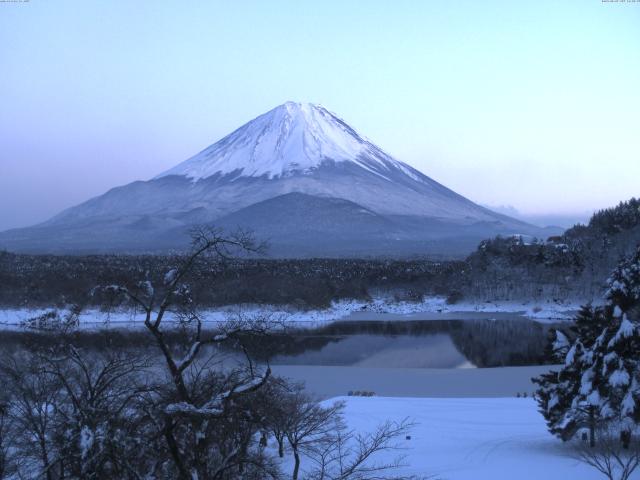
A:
[1, 0, 639, 230]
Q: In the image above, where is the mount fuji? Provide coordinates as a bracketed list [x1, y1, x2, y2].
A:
[0, 102, 556, 256]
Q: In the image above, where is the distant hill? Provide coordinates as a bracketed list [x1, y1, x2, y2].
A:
[482, 204, 591, 229]
[462, 198, 640, 301]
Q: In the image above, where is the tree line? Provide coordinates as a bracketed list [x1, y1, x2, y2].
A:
[2, 197, 639, 311]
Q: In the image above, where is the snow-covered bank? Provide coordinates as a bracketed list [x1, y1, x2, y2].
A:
[316, 396, 615, 480]
[341, 296, 582, 322]
[275, 295, 582, 323]
[0, 296, 583, 330]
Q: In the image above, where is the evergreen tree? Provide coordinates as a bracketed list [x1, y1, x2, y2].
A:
[571, 303, 612, 345]
[606, 246, 640, 315]
[534, 246, 640, 447]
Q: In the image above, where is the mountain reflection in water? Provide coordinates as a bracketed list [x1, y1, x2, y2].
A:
[252, 319, 553, 369]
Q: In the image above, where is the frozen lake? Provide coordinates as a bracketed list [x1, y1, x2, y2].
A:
[272, 364, 553, 398]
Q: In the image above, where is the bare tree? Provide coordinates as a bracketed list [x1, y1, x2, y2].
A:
[0, 400, 13, 479]
[254, 377, 292, 459]
[0, 226, 431, 479]
[279, 385, 344, 480]
[42, 347, 152, 479]
[574, 425, 640, 480]
[0, 341, 152, 480]
[99, 227, 278, 479]
[256, 379, 427, 480]
[101, 228, 266, 400]
[0, 352, 62, 480]
[305, 417, 424, 480]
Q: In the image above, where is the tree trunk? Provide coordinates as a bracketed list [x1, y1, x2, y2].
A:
[238, 438, 249, 474]
[621, 430, 631, 449]
[278, 437, 284, 458]
[163, 418, 190, 480]
[39, 439, 53, 480]
[292, 448, 300, 480]
[589, 407, 596, 448]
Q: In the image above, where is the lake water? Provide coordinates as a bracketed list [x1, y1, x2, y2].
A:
[257, 318, 554, 369]
[255, 318, 560, 397]
[0, 316, 559, 398]
[271, 333, 474, 368]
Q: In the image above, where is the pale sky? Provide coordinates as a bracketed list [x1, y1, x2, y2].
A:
[1, 0, 639, 230]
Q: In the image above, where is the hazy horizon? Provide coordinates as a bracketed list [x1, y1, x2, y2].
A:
[1, 1, 639, 231]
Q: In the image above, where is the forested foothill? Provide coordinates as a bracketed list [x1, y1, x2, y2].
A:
[464, 198, 640, 301]
[1, 198, 639, 310]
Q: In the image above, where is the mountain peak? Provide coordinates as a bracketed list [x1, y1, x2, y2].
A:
[280, 100, 321, 110]
[155, 102, 418, 182]
[0, 101, 553, 255]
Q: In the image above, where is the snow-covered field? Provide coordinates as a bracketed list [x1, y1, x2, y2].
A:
[314, 396, 620, 480]
[0, 296, 583, 329]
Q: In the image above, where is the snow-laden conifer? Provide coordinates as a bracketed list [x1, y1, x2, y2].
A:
[534, 247, 640, 447]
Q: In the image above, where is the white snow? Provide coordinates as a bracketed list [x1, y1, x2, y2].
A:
[552, 330, 570, 354]
[565, 344, 579, 366]
[0, 296, 581, 330]
[603, 351, 618, 365]
[299, 396, 610, 480]
[608, 315, 636, 347]
[594, 327, 608, 347]
[154, 102, 421, 183]
[622, 389, 637, 415]
[609, 368, 631, 387]
[166, 370, 267, 416]
[580, 369, 594, 395]
[164, 268, 178, 285]
[586, 389, 601, 406]
[79, 425, 94, 459]
[165, 401, 223, 417]
[137, 280, 154, 298]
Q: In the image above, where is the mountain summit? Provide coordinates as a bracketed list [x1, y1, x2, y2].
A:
[151, 102, 509, 221]
[0, 102, 557, 256]
[156, 102, 414, 181]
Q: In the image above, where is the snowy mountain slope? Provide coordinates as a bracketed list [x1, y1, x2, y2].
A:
[47, 160, 517, 225]
[155, 102, 423, 182]
[0, 102, 558, 256]
[148, 102, 504, 221]
[44, 103, 524, 224]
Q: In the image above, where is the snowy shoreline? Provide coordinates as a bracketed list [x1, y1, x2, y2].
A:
[0, 296, 585, 330]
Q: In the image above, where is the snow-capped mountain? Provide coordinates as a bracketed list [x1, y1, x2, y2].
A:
[156, 102, 423, 183]
[0, 102, 558, 256]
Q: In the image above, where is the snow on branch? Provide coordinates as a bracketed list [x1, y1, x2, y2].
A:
[165, 367, 271, 418]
